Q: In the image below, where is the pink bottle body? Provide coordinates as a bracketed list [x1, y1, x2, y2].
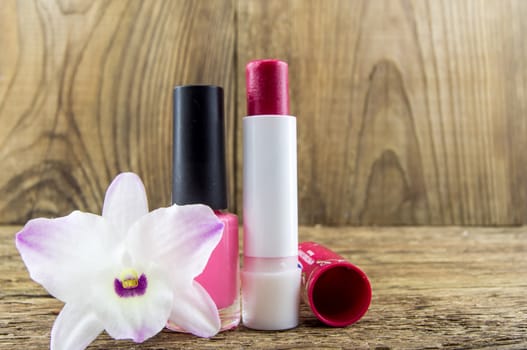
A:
[196, 211, 240, 330]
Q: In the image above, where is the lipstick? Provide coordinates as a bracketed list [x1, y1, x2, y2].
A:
[241, 59, 301, 330]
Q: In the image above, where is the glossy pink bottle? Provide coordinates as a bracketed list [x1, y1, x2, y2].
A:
[170, 85, 240, 331]
[196, 211, 239, 329]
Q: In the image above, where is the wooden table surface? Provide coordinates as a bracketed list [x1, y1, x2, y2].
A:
[1, 225, 526, 349]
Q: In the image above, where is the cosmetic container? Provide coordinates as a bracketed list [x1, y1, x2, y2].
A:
[242, 60, 301, 330]
[171, 85, 240, 331]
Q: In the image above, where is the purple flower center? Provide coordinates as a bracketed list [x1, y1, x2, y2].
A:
[114, 273, 148, 298]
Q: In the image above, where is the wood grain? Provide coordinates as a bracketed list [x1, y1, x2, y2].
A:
[2, 225, 526, 349]
[0, 0, 236, 223]
[237, 0, 527, 225]
[2, 0, 527, 225]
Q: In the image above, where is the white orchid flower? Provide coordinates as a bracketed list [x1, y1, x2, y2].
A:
[15, 172, 223, 349]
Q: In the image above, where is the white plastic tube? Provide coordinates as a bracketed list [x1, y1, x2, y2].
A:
[242, 115, 301, 330]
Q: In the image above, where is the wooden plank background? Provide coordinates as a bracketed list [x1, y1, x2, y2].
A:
[3, 225, 527, 348]
[1, 0, 526, 226]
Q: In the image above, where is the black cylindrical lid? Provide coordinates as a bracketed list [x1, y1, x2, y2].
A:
[172, 85, 227, 209]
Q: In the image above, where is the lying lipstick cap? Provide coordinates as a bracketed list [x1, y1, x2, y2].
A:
[298, 242, 371, 327]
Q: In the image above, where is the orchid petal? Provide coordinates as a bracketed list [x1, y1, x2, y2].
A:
[92, 264, 173, 343]
[102, 172, 149, 236]
[126, 204, 223, 283]
[16, 172, 226, 348]
[51, 303, 103, 350]
[15, 211, 114, 303]
[168, 281, 221, 338]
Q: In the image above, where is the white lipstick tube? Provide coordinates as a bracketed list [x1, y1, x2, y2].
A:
[242, 115, 301, 330]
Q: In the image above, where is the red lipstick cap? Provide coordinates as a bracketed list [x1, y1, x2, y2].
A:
[298, 242, 372, 327]
[246, 59, 290, 116]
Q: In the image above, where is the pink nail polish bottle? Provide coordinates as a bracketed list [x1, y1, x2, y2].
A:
[170, 85, 240, 331]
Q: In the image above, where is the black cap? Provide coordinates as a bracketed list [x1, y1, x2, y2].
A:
[172, 85, 227, 209]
